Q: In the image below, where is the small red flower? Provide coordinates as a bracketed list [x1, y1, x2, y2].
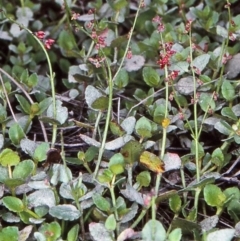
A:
[152, 16, 162, 24]
[157, 23, 165, 32]
[222, 53, 232, 64]
[127, 48, 132, 59]
[229, 32, 236, 41]
[44, 39, 55, 49]
[169, 92, 174, 101]
[88, 8, 95, 14]
[231, 20, 236, 27]
[35, 31, 45, 39]
[185, 19, 193, 33]
[71, 12, 80, 20]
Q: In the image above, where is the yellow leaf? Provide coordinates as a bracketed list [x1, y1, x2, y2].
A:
[162, 118, 170, 128]
[140, 151, 164, 173]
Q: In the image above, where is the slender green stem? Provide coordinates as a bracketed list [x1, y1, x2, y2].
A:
[153, 24, 169, 223]
[127, 165, 133, 186]
[3, 13, 57, 147]
[93, 61, 113, 178]
[130, 208, 148, 229]
[24, 207, 40, 219]
[109, 176, 120, 235]
[215, 1, 231, 94]
[193, 187, 201, 212]
[92, 111, 102, 139]
[0, 68, 48, 142]
[93, 1, 143, 178]
[0, 73, 18, 123]
[188, 28, 200, 182]
[112, 1, 143, 82]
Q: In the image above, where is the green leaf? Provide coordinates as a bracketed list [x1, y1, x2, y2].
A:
[2, 196, 24, 212]
[109, 164, 124, 175]
[107, 0, 128, 11]
[85, 85, 104, 110]
[0, 166, 8, 183]
[168, 228, 182, 241]
[0, 226, 18, 241]
[89, 223, 113, 241]
[47, 100, 68, 125]
[50, 164, 72, 185]
[33, 142, 49, 163]
[136, 171, 151, 187]
[169, 194, 182, 213]
[211, 148, 224, 167]
[135, 116, 152, 139]
[134, 88, 147, 101]
[114, 69, 129, 89]
[9, 123, 25, 146]
[153, 105, 165, 124]
[216, 25, 228, 39]
[142, 66, 160, 87]
[39, 222, 61, 241]
[171, 218, 201, 233]
[34, 206, 49, 218]
[0, 148, 20, 167]
[20, 69, 29, 85]
[18, 42, 27, 54]
[15, 94, 31, 114]
[109, 153, 125, 175]
[110, 121, 125, 136]
[224, 187, 240, 200]
[190, 141, 205, 159]
[221, 80, 235, 101]
[204, 184, 226, 207]
[221, 107, 238, 121]
[18, 225, 33, 241]
[58, 30, 76, 51]
[206, 229, 235, 241]
[12, 159, 34, 179]
[98, 169, 113, 183]
[192, 54, 210, 72]
[140, 151, 164, 173]
[27, 73, 38, 88]
[38, 97, 52, 115]
[85, 146, 98, 162]
[142, 220, 166, 241]
[91, 96, 109, 110]
[4, 178, 25, 189]
[92, 193, 111, 212]
[67, 224, 79, 241]
[30, 103, 41, 117]
[214, 120, 232, 135]
[49, 205, 81, 221]
[27, 189, 56, 208]
[38, 116, 61, 125]
[120, 140, 143, 165]
[199, 93, 215, 112]
[105, 214, 116, 231]
[0, 103, 7, 123]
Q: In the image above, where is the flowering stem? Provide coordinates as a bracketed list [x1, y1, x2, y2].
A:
[3, 14, 57, 147]
[93, 0, 143, 178]
[189, 27, 200, 182]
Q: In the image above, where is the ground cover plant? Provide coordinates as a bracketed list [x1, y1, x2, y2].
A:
[0, 0, 240, 240]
